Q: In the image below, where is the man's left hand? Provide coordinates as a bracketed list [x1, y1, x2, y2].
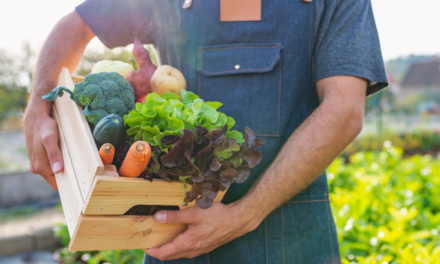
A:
[144, 202, 260, 261]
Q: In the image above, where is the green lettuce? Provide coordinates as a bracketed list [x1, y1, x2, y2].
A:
[124, 90, 244, 151]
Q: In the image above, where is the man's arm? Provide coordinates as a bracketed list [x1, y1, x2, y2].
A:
[238, 75, 366, 220]
[146, 75, 367, 260]
[25, 11, 94, 189]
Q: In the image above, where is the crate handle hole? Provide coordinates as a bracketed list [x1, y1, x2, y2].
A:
[124, 205, 180, 216]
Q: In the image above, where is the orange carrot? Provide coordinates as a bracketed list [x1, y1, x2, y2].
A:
[119, 141, 151, 177]
[99, 143, 115, 165]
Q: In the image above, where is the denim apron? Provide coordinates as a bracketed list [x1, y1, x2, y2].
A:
[145, 1, 341, 263]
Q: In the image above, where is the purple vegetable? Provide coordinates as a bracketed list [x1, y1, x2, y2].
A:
[125, 37, 157, 101]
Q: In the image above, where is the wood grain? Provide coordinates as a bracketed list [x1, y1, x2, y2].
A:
[53, 108, 83, 237]
[83, 176, 226, 215]
[69, 215, 187, 251]
[54, 68, 104, 199]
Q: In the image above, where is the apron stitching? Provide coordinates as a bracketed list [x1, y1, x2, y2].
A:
[309, 0, 320, 108]
[198, 48, 202, 96]
[207, 253, 210, 264]
[198, 72, 201, 96]
[287, 199, 329, 203]
[265, 219, 268, 264]
[193, 258, 195, 264]
[325, 193, 336, 264]
[181, 3, 185, 72]
[256, 56, 282, 138]
[277, 58, 282, 136]
[281, 207, 285, 264]
[199, 45, 280, 52]
[308, 1, 312, 71]
[152, 257, 154, 264]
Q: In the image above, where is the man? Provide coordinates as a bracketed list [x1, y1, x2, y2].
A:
[24, 0, 388, 263]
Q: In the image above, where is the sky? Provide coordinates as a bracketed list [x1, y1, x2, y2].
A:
[0, 0, 439, 62]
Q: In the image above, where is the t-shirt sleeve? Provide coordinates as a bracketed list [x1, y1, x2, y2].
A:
[313, 0, 388, 96]
[75, 0, 154, 49]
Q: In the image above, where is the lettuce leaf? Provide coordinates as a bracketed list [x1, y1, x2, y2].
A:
[153, 125, 265, 209]
[124, 90, 244, 150]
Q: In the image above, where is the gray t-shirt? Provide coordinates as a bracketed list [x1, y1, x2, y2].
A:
[76, 0, 388, 95]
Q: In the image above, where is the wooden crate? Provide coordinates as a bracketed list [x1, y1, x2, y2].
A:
[53, 68, 226, 251]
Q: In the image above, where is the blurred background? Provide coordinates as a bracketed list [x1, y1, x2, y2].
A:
[1, 0, 440, 263]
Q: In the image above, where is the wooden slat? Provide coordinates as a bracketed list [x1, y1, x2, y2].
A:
[69, 215, 187, 251]
[53, 108, 84, 237]
[102, 171, 119, 177]
[101, 165, 119, 176]
[83, 176, 226, 215]
[54, 68, 104, 199]
[104, 165, 117, 172]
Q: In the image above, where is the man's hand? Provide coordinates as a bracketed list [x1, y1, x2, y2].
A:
[144, 202, 261, 261]
[24, 108, 62, 190]
[24, 11, 94, 188]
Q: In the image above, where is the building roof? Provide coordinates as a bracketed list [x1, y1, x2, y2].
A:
[401, 59, 440, 87]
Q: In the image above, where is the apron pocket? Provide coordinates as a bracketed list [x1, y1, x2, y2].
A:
[197, 43, 282, 137]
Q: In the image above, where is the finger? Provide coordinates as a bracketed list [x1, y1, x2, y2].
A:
[42, 173, 58, 190]
[154, 207, 199, 224]
[145, 232, 193, 260]
[33, 149, 58, 190]
[41, 127, 64, 174]
[302, 0, 312, 2]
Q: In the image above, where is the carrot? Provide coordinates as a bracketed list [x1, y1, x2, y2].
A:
[119, 141, 151, 177]
[99, 143, 115, 165]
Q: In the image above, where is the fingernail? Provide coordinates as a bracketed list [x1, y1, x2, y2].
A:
[155, 211, 167, 223]
[52, 162, 62, 173]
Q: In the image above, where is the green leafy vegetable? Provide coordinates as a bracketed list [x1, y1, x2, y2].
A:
[124, 90, 244, 150]
[43, 72, 136, 125]
[140, 125, 264, 209]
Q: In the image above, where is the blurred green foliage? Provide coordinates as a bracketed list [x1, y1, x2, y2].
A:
[329, 146, 440, 263]
[0, 206, 38, 223]
[0, 85, 28, 122]
[0, 44, 33, 122]
[343, 131, 440, 157]
[53, 223, 145, 264]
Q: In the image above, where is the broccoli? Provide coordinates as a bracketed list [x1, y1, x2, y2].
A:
[43, 72, 135, 125]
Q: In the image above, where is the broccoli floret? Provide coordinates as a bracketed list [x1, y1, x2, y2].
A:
[82, 105, 109, 125]
[75, 73, 135, 125]
[43, 72, 136, 125]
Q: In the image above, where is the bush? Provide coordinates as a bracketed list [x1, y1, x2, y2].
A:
[53, 223, 144, 264]
[329, 146, 440, 263]
[342, 131, 440, 157]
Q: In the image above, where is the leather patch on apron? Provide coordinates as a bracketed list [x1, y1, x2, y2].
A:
[220, 0, 261, 21]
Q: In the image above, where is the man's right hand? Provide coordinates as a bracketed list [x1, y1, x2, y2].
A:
[24, 10, 95, 189]
[24, 104, 63, 190]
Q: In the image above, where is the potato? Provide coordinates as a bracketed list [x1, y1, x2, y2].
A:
[150, 65, 186, 97]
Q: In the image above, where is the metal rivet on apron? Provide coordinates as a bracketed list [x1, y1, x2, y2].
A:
[182, 0, 193, 9]
[235, 65, 240, 69]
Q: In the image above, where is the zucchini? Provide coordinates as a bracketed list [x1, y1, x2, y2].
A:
[93, 114, 126, 150]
